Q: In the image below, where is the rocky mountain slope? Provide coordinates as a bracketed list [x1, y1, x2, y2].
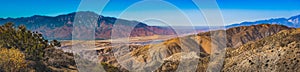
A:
[151, 27, 300, 72]
[51, 23, 298, 71]
[223, 28, 300, 71]
[151, 25, 300, 72]
[0, 11, 175, 40]
[187, 24, 290, 54]
[93, 24, 293, 71]
[153, 24, 293, 71]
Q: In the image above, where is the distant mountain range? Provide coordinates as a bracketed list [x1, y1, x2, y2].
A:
[227, 14, 300, 28]
[0, 11, 300, 40]
[0, 11, 176, 40]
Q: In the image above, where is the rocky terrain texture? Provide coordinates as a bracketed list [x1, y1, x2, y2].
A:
[223, 28, 300, 71]
[197, 24, 291, 53]
[151, 25, 300, 72]
[91, 24, 294, 72]
[40, 24, 299, 72]
[157, 25, 300, 72]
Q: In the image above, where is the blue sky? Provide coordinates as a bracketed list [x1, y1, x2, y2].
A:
[1, 0, 300, 26]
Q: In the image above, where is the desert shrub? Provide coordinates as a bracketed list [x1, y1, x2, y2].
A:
[0, 22, 61, 61]
[0, 22, 48, 61]
[0, 48, 27, 72]
[0, 22, 67, 71]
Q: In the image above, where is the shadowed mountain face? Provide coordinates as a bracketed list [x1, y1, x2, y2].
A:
[0, 11, 176, 40]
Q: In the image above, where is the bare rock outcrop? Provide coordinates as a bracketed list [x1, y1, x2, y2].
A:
[223, 29, 300, 71]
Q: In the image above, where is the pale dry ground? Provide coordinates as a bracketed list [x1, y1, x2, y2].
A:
[59, 35, 177, 51]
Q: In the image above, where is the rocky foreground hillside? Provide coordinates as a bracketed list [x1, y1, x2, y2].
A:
[224, 28, 300, 71]
[152, 25, 300, 72]
[92, 24, 296, 72]
[152, 24, 300, 72]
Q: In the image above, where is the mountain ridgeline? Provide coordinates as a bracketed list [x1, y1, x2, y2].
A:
[1, 12, 300, 40]
[227, 15, 300, 28]
[0, 11, 176, 40]
[162, 24, 291, 54]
